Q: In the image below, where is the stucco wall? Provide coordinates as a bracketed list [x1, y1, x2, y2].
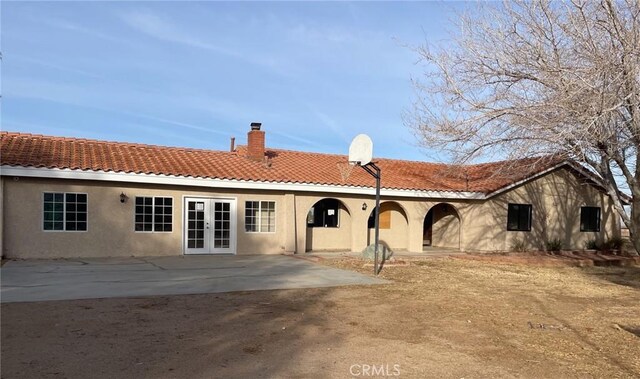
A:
[2, 177, 289, 258]
[430, 204, 461, 249]
[367, 202, 409, 250]
[305, 204, 352, 251]
[0, 166, 620, 258]
[0, 177, 4, 259]
[456, 169, 620, 251]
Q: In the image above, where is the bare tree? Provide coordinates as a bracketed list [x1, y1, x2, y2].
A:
[407, 0, 640, 253]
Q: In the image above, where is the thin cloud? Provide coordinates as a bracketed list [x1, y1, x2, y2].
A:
[312, 109, 351, 144]
[270, 130, 324, 148]
[11, 55, 104, 79]
[117, 10, 299, 78]
[42, 17, 136, 47]
[119, 10, 239, 57]
[6, 77, 231, 136]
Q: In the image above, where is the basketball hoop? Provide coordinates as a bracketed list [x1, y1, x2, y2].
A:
[347, 133, 382, 276]
[348, 134, 373, 166]
[337, 161, 356, 182]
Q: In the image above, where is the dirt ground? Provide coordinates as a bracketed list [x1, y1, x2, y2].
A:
[2, 256, 639, 378]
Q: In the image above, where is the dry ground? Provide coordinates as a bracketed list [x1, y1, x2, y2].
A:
[2, 257, 639, 378]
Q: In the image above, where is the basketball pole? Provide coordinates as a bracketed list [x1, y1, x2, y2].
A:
[360, 162, 381, 275]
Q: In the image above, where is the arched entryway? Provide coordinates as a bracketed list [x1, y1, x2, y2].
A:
[423, 203, 461, 250]
[306, 198, 352, 252]
[367, 201, 409, 250]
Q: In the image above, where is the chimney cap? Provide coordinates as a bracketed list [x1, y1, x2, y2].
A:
[250, 122, 262, 131]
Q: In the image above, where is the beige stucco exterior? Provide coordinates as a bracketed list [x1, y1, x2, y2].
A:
[367, 202, 410, 250]
[0, 166, 620, 259]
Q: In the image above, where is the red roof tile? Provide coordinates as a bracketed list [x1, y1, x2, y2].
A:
[0, 132, 563, 194]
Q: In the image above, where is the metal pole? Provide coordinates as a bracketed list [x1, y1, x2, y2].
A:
[360, 162, 382, 275]
[373, 164, 381, 275]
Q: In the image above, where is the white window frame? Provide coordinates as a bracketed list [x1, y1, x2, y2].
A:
[42, 192, 89, 232]
[244, 200, 276, 233]
[134, 196, 174, 233]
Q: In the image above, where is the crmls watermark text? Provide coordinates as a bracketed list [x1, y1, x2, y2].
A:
[350, 364, 401, 377]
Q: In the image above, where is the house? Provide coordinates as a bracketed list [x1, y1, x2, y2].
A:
[0, 124, 621, 259]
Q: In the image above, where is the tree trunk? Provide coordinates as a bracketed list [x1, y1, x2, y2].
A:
[629, 196, 640, 256]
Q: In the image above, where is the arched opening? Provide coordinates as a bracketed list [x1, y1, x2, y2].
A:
[423, 203, 461, 250]
[367, 201, 409, 251]
[306, 198, 352, 252]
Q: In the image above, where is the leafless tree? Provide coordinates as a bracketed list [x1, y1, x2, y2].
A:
[407, 0, 640, 253]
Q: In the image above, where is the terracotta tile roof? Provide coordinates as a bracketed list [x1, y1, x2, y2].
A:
[0, 131, 563, 194]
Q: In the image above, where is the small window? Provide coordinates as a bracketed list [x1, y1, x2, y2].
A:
[245, 201, 276, 232]
[507, 203, 532, 231]
[43, 192, 87, 231]
[580, 206, 601, 232]
[307, 199, 340, 228]
[135, 197, 172, 232]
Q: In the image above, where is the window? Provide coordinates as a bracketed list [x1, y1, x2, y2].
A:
[580, 206, 601, 232]
[507, 203, 532, 231]
[43, 192, 87, 231]
[245, 201, 276, 232]
[307, 199, 340, 228]
[135, 197, 173, 232]
[367, 205, 392, 229]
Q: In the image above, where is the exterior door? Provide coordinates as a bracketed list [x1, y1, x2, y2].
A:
[184, 198, 236, 254]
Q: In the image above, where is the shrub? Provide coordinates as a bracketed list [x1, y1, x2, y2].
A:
[602, 237, 624, 251]
[545, 238, 563, 252]
[511, 239, 527, 252]
[584, 239, 599, 250]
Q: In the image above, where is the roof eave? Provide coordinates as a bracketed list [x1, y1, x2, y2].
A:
[0, 165, 486, 200]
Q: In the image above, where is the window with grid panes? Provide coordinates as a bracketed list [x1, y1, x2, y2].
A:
[135, 197, 173, 232]
[43, 192, 87, 231]
[245, 201, 275, 232]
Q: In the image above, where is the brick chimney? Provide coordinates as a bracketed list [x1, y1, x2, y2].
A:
[247, 122, 265, 161]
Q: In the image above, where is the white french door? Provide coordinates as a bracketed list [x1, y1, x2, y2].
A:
[184, 198, 236, 255]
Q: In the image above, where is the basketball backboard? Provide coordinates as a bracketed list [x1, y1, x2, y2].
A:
[348, 134, 373, 166]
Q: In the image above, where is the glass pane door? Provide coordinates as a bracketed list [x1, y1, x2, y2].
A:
[213, 202, 231, 249]
[184, 198, 235, 254]
[185, 199, 208, 253]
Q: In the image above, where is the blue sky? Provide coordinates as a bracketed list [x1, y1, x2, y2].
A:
[2, 1, 463, 161]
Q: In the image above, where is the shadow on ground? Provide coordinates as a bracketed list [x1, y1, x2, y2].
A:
[1, 288, 346, 378]
[580, 265, 640, 290]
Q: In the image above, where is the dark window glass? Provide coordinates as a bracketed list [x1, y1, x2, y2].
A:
[307, 199, 340, 228]
[43, 192, 88, 231]
[507, 204, 532, 231]
[580, 207, 601, 232]
[134, 197, 172, 232]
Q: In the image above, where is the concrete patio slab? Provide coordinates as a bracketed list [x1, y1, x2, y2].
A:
[1, 255, 387, 303]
